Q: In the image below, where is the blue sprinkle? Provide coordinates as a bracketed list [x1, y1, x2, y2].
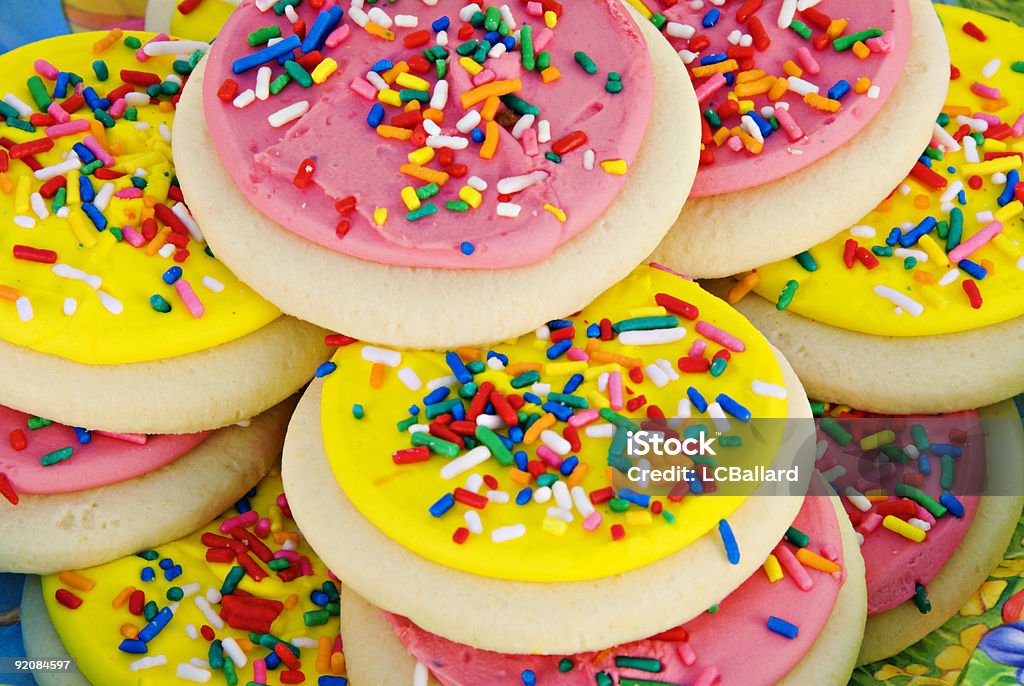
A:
[408, 405, 420, 416]
[716, 393, 752, 422]
[311, 590, 330, 606]
[54, 72, 70, 99]
[541, 401, 572, 422]
[429, 493, 455, 517]
[929, 443, 963, 458]
[685, 470, 704, 495]
[702, 7, 721, 27]
[158, 558, 174, 570]
[424, 387, 450, 405]
[498, 433, 514, 450]
[78, 173, 95, 201]
[514, 450, 528, 471]
[81, 203, 107, 231]
[698, 52, 728, 66]
[163, 565, 182, 582]
[72, 142, 96, 166]
[315, 361, 337, 378]
[367, 102, 385, 127]
[460, 241, 475, 255]
[140, 567, 155, 582]
[618, 487, 650, 508]
[162, 266, 182, 284]
[483, 30, 501, 44]
[998, 169, 1019, 206]
[687, 387, 708, 414]
[431, 16, 451, 31]
[234, 496, 251, 514]
[918, 454, 932, 476]
[958, 259, 987, 279]
[522, 392, 542, 405]
[940, 491, 965, 518]
[486, 350, 509, 365]
[547, 319, 572, 330]
[827, 79, 851, 100]
[73, 427, 91, 444]
[317, 677, 349, 686]
[82, 86, 104, 110]
[546, 339, 572, 359]
[264, 651, 282, 670]
[767, 616, 799, 639]
[445, 351, 473, 383]
[918, 155, 932, 167]
[898, 216, 937, 248]
[118, 639, 148, 654]
[587, 323, 601, 337]
[372, 59, 394, 72]
[718, 519, 740, 564]
[947, 166, 957, 174]
[451, 403, 466, 421]
[563, 373, 584, 394]
[470, 127, 486, 142]
[502, 35, 516, 50]
[301, 6, 344, 54]
[746, 111, 773, 137]
[724, 72, 735, 86]
[559, 455, 579, 476]
[138, 607, 173, 643]
[516, 487, 533, 505]
[522, 670, 537, 686]
[232, 34, 302, 74]
[886, 227, 901, 247]
[957, 189, 967, 205]
[509, 426, 524, 443]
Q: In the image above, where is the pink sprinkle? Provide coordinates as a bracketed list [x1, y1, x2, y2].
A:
[726, 135, 743, 152]
[82, 135, 115, 167]
[174, 279, 205, 318]
[533, 27, 554, 53]
[568, 408, 600, 428]
[915, 506, 936, 526]
[349, 76, 378, 101]
[774, 106, 804, 141]
[865, 30, 895, 54]
[526, 1, 544, 16]
[795, 46, 820, 74]
[471, 69, 496, 86]
[109, 98, 127, 119]
[608, 371, 623, 410]
[122, 226, 145, 247]
[1012, 113, 1024, 138]
[219, 510, 259, 534]
[253, 659, 267, 684]
[34, 59, 59, 79]
[521, 128, 539, 156]
[694, 71, 727, 103]
[46, 102, 69, 124]
[93, 431, 148, 444]
[694, 666, 721, 686]
[114, 188, 143, 199]
[973, 112, 1002, 126]
[695, 321, 746, 352]
[949, 220, 1002, 262]
[325, 23, 351, 48]
[274, 549, 300, 562]
[73, 82, 85, 96]
[582, 511, 603, 531]
[677, 642, 697, 666]
[536, 445, 563, 469]
[254, 517, 271, 538]
[857, 512, 883, 534]
[299, 556, 313, 576]
[821, 543, 839, 562]
[565, 346, 588, 361]
[773, 544, 813, 591]
[688, 339, 707, 358]
[46, 119, 90, 139]
[137, 33, 169, 62]
[971, 82, 1001, 100]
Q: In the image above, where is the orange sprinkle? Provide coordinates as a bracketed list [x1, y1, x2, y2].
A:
[399, 164, 450, 186]
[588, 350, 642, 368]
[523, 413, 557, 444]
[727, 271, 761, 304]
[566, 462, 589, 488]
[329, 651, 347, 676]
[59, 571, 96, 592]
[875, 197, 893, 212]
[982, 97, 1009, 113]
[904, 473, 926, 488]
[913, 270, 937, 285]
[826, 18, 848, 38]
[735, 69, 767, 83]
[690, 59, 738, 78]
[144, 226, 171, 256]
[456, 347, 481, 362]
[369, 362, 386, 388]
[283, 593, 299, 610]
[237, 638, 254, 653]
[480, 95, 500, 121]
[316, 636, 333, 673]
[767, 77, 789, 101]
[734, 76, 775, 97]
[509, 468, 532, 486]
[913, 194, 931, 209]
[712, 126, 732, 146]
[854, 77, 872, 94]
[782, 60, 803, 77]
[0, 285, 20, 301]
[733, 126, 763, 155]
[92, 28, 122, 54]
[112, 586, 135, 609]
[479, 120, 499, 159]
[852, 41, 870, 59]
[461, 78, 522, 108]
[540, 66, 561, 83]
[422, 108, 444, 123]
[796, 548, 842, 574]
[506, 362, 542, 375]
[376, 125, 413, 141]
[120, 624, 139, 639]
[941, 105, 972, 118]
[0, 172, 14, 194]
[981, 258, 995, 274]
[803, 92, 842, 113]
[381, 61, 409, 83]
[88, 119, 109, 150]
[364, 21, 396, 40]
[403, 100, 421, 112]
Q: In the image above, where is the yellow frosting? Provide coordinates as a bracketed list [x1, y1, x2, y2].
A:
[321, 265, 789, 582]
[0, 32, 278, 364]
[41, 472, 344, 686]
[171, 0, 236, 43]
[752, 6, 1024, 337]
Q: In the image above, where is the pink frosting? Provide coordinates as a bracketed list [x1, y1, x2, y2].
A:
[0, 405, 210, 496]
[203, 0, 654, 269]
[662, 0, 911, 197]
[817, 410, 982, 615]
[385, 485, 844, 686]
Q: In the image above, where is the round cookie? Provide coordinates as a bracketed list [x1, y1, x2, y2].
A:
[650, 0, 950, 278]
[715, 6, 1024, 413]
[855, 399, 1024, 664]
[0, 31, 329, 433]
[0, 399, 294, 574]
[340, 484, 866, 686]
[146, 0, 237, 42]
[20, 471, 347, 686]
[283, 265, 816, 654]
[174, 0, 701, 349]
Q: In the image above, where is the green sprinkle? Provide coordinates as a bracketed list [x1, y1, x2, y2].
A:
[284, 60, 313, 88]
[0, 102, 18, 120]
[26, 76, 52, 110]
[608, 455, 631, 473]
[131, 176, 148, 189]
[323, 581, 340, 601]
[536, 51, 551, 71]
[649, 13, 667, 30]
[92, 60, 109, 81]
[455, 40, 478, 57]
[81, 159, 103, 174]
[520, 25, 535, 70]
[475, 425, 514, 465]
[881, 444, 909, 464]
[465, 360, 484, 374]
[5, 117, 35, 133]
[789, 19, 812, 39]
[406, 202, 439, 221]
[304, 609, 330, 626]
[940, 454, 956, 491]
[124, 36, 142, 49]
[599, 408, 640, 432]
[661, 510, 676, 524]
[273, 0, 300, 15]
[249, 25, 282, 46]
[209, 640, 225, 670]
[795, 251, 817, 271]
[709, 357, 727, 377]
[499, 93, 539, 115]
[124, 107, 138, 121]
[146, 83, 162, 98]
[143, 601, 158, 621]
[596, 673, 613, 686]
[352, 404, 365, 419]
[574, 51, 597, 74]
[536, 473, 557, 488]
[396, 416, 418, 432]
[558, 658, 574, 673]
[911, 424, 930, 452]
[913, 582, 932, 614]
[1013, 61, 1024, 73]
[511, 370, 540, 388]
[137, 550, 159, 561]
[608, 498, 630, 513]
[785, 526, 809, 547]
[903, 256, 917, 270]
[872, 245, 893, 257]
[93, 109, 115, 129]
[708, 604, 719, 613]
[426, 398, 461, 419]
[498, 21, 510, 37]
[399, 89, 429, 103]
[809, 401, 825, 417]
[27, 417, 52, 430]
[895, 483, 947, 518]
[547, 392, 588, 409]
[769, 115, 780, 130]
[221, 566, 245, 595]
[223, 657, 238, 686]
[150, 294, 172, 313]
[40, 446, 73, 466]
[269, 73, 291, 95]
[605, 80, 623, 94]
[924, 146, 943, 161]
[484, 5, 500, 31]
[545, 152, 562, 163]
[410, 431, 460, 457]
[718, 435, 743, 447]
[776, 279, 798, 310]
[473, 40, 492, 63]
[415, 183, 440, 200]
[947, 207, 963, 252]
[614, 656, 662, 673]
[166, 586, 184, 601]
[833, 28, 883, 51]
[936, 112, 949, 127]
[613, 315, 678, 333]
[820, 417, 852, 446]
[936, 220, 949, 240]
[326, 601, 340, 615]
[704, 108, 722, 128]
[51, 187, 67, 214]
[459, 382, 477, 399]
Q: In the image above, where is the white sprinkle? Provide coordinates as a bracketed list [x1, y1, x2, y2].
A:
[796, 0, 824, 9]
[486, 489, 509, 503]
[739, 33, 753, 47]
[656, 358, 679, 381]
[408, 424, 429, 434]
[426, 134, 468, 150]
[394, 13, 418, 27]
[583, 149, 596, 171]
[189, 658, 210, 670]
[676, 398, 692, 419]
[426, 375, 457, 391]
[158, 122, 173, 143]
[551, 481, 572, 510]
[255, 66, 272, 100]
[532, 486, 552, 504]
[464, 510, 484, 534]
[818, 465, 846, 483]
[200, 276, 224, 293]
[97, 291, 123, 315]
[185, 624, 199, 640]
[867, 85, 881, 99]
[741, 115, 765, 143]
[475, 414, 504, 430]
[436, 29, 448, 46]
[751, 380, 787, 399]
[205, 588, 221, 604]
[976, 210, 995, 224]
[467, 175, 487, 191]
[193, 596, 224, 630]
[255, 0, 275, 9]
[429, 79, 448, 109]
[904, 444, 920, 460]
[1018, 255, 1024, 271]
[677, 49, 699, 65]
[13, 215, 36, 228]
[488, 43, 507, 60]
[94, 182, 115, 212]
[938, 268, 961, 286]
[787, 76, 819, 96]
[899, 184, 912, 196]
[964, 136, 980, 164]
[644, 363, 670, 387]
[537, 119, 551, 143]
[176, 663, 212, 683]
[34, 158, 81, 181]
[571, 485, 595, 517]
[496, 202, 521, 218]
[850, 225, 876, 238]
[777, 0, 797, 28]
[455, 109, 482, 133]
[894, 248, 928, 262]
[63, 298, 77, 316]
[982, 58, 1001, 78]
[232, 89, 256, 108]
[367, 6, 392, 27]
[284, 4, 300, 21]
[29, 193, 48, 220]
[129, 655, 167, 671]
[727, 29, 742, 45]
[165, 74, 183, 87]
[540, 429, 571, 455]
[546, 506, 573, 523]
[158, 243, 176, 258]
[706, 402, 731, 433]
[268, 100, 310, 128]
[459, 3, 482, 22]
[361, 345, 401, 367]
[940, 180, 964, 203]
[3, 94, 32, 117]
[908, 518, 931, 532]
[366, 71, 388, 91]
[584, 423, 615, 438]
[15, 297, 32, 322]
[873, 285, 924, 316]
[179, 582, 201, 598]
[52, 263, 101, 289]
[815, 440, 829, 460]
[617, 328, 687, 346]
[348, 6, 369, 26]
[422, 119, 442, 136]
[689, 0, 704, 9]
[496, 170, 548, 195]
[144, 39, 209, 56]
[125, 92, 150, 105]
[491, 524, 526, 543]
[531, 382, 550, 396]
[464, 473, 483, 494]
[440, 446, 491, 480]
[511, 113, 535, 139]
[499, 4, 516, 30]
[844, 486, 872, 512]
[932, 122, 961, 152]
[397, 367, 422, 391]
[290, 638, 319, 649]
[221, 637, 247, 669]
[666, 22, 695, 38]
[414, 662, 431, 686]
[956, 114, 988, 133]
[486, 356, 505, 370]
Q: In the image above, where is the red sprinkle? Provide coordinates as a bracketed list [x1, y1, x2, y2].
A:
[206, 548, 235, 564]
[200, 625, 216, 641]
[9, 429, 26, 450]
[13, 245, 57, 264]
[855, 246, 879, 270]
[453, 488, 488, 509]
[688, 35, 711, 53]
[800, 7, 832, 30]
[962, 21, 987, 41]
[404, 29, 431, 48]
[735, 0, 762, 23]
[335, 195, 357, 213]
[551, 130, 588, 156]
[842, 238, 858, 269]
[335, 220, 351, 239]
[325, 334, 357, 346]
[748, 17, 771, 51]
[177, 0, 202, 14]
[452, 527, 470, 544]
[280, 672, 306, 685]
[968, 175, 984, 190]
[274, 643, 302, 671]
[678, 356, 710, 373]
[812, 34, 831, 51]
[217, 79, 239, 102]
[962, 279, 982, 309]
[589, 486, 614, 504]
[0, 472, 18, 505]
[120, 70, 162, 87]
[293, 158, 315, 189]
[950, 64, 961, 80]
[654, 293, 699, 320]
[9, 138, 53, 159]
[610, 524, 626, 541]
[909, 161, 948, 190]
[128, 589, 145, 615]
[55, 589, 82, 609]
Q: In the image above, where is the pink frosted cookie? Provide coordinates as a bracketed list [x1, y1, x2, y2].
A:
[174, 0, 701, 348]
[651, 0, 951, 278]
[0, 399, 295, 574]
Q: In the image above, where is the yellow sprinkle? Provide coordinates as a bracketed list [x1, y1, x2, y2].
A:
[859, 430, 895, 451]
[480, 120, 499, 160]
[67, 211, 98, 248]
[992, 233, 1021, 258]
[629, 306, 667, 318]
[364, 21, 396, 40]
[540, 66, 561, 83]
[982, 138, 1008, 152]
[690, 59, 739, 78]
[544, 9, 557, 27]
[588, 391, 610, 409]
[59, 571, 96, 592]
[382, 61, 409, 84]
[600, 159, 628, 175]
[883, 515, 926, 543]
[795, 548, 842, 574]
[626, 511, 653, 526]
[14, 174, 30, 214]
[543, 203, 567, 222]
[377, 88, 402, 106]
[961, 157, 1022, 176]
[376, 124, 413, 140]
[734, 76, 775, 97]
[995, 199, 1023, 223]
[918, 234, 951, 269]
[583, 363, 622, 380]
[854, 77, 872, 94]
[311, 58, 338, 84]
[804, 92, 842, 113]
[404, 100, 421, 112]
[920, 285, 949, 310]
[735, 69, 766, 83]
[737, 98, 755, 114]
[400, 186, 421, 211]
[782, 60, 803, 77]
[623, 0, 652, 18]
[544, 361, 587, 376]
[763, 554, 784, 582]
[852, 41, 871, 59]
[458, 57, 484, 76]
[373, 207, 387, 226]
[396, 72, 430, 91]
[459, 185, 483, 208]
[712, 126, 732, 146]
[407, 146, 435, 165]
[826, 18, 848, 39]
[542, 517, 568, 535]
